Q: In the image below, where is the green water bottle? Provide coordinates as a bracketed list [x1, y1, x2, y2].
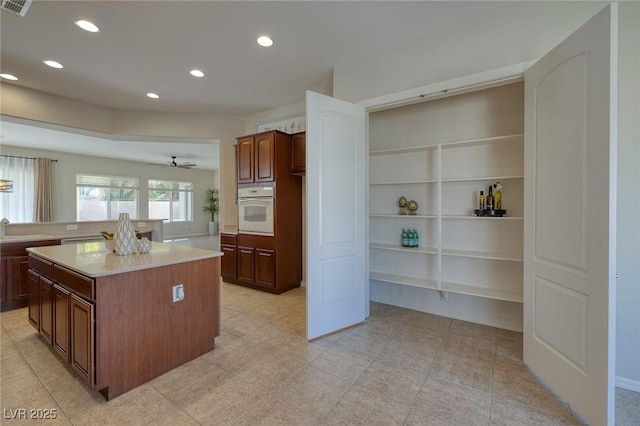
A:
[413, 229, 419, 248]
[401, 228, 409, 247]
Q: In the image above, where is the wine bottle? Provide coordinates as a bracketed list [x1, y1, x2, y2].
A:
[478, 190, 486, 210]
[494, 182, 502, 210]
[487, 186, 494, 210]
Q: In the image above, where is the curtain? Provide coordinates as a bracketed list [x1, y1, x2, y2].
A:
[0, 156, 34, 223]
[34, 157, 53, 222]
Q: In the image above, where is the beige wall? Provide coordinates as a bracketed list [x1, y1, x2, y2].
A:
[1, 84, 243, 229]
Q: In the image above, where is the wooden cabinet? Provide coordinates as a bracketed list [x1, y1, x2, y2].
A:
[1, 239, 60, 311]
[237, 246, 255, 284]
[70, 294, 94, 387]
[290, 132, 306, 175]
[255, 133, 275, 182]
[28, 254, 95, 386]
[255, 249, 275, 289]
[53, 283, 71, 362]
[237, 136, 255, 184]
[221, 244, 237, 281]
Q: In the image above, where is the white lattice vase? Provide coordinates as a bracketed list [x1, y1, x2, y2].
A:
[115, 213, 137, 256]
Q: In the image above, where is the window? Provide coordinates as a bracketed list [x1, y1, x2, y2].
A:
[148, 179, 193, 222]
[0, 156, 34, 223]
[76, 174, 138, 221]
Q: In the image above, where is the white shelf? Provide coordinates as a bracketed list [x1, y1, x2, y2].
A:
[370, 179, 437, 185]
[441, 281, 523, 303]
[370, 214, 437, 219]
[442, 175, 523, 183]
[370, 243, 438, 255]
[370, 145, 438, 156]
[442, 215, 524, 220]
[370, 272, 438, 290]
[440, 133, 524, 149]
[441, 248, 522, 262]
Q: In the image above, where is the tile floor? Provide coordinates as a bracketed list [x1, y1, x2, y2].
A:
[1, 281, 638, 425]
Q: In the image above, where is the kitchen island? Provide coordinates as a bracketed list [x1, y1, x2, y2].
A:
[26, 242, 222, 400]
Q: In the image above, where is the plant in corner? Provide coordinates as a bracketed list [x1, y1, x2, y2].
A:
[203, 188, 220, 236]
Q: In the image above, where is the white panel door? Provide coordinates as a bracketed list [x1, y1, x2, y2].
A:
[524, 5, 616, 425]
[306, 91, 367, 340]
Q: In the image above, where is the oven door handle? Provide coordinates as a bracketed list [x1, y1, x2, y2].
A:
[238, 197, 273, 205]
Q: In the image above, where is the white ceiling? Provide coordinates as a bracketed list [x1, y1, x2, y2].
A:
[0, 1, 604, 169]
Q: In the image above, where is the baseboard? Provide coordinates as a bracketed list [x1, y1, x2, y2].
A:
[616, 376, 640, 392]
[300, 281, 306, 288]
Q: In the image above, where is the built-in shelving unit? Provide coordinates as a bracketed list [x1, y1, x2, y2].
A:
[369, 133, 524, 304]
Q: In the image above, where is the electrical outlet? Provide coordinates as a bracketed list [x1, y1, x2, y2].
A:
[137, 222, 146, 227]
[66, 224, 78, 230]
[172, 284, 184, 302]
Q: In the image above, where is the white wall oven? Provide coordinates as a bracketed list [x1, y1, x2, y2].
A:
[238, 187, 274, 236]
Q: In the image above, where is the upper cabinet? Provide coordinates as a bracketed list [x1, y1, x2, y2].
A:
[237, 132, 276, 184]
[290, 132, 306, 176]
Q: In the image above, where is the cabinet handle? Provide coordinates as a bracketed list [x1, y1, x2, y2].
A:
[240, 250, 252, 254]
[223, 248, 234, 251]
[258, 252, 271, 256]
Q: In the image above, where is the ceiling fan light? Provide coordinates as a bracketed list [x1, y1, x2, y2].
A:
[257, 36, 273, 47]
[146, 92, 159, 99]
[0, 73, 18, 80]
[75, 20, 100, 33]
[43, 60, 63, 69]
[190, 69, 205, 78]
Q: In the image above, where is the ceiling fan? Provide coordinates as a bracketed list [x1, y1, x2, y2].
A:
[167, 156, 197, 169]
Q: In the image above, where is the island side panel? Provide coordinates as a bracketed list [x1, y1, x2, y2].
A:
[94, 257, 220, 400]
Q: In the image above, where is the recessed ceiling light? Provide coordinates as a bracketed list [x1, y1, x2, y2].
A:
[75, 20, 100, 33]
[0, 73, 18, 80]
[190, 69, 205, 78]
[257, 36, 273, 47]
[43, 60, 63, 69]
[146, 93, 159, 99]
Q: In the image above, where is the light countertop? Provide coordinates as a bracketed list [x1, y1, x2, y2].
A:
[27, 242, 222, 278]
[220, 225, 238, 235]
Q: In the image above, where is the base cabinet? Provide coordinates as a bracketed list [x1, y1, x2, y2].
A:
[255, 249, 275, 289]
[221, 244, 237, 281]
[237, 246, 255, 284]
[29, 256, 95, 386]
[70, 294, 94, 387]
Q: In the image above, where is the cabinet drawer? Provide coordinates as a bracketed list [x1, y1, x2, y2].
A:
[53, 265, 94, 301]
[29, 255, 53, 279]
[221, 234, 238, 245]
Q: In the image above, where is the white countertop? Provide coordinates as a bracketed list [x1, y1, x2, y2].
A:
[27, 242, 223, 278]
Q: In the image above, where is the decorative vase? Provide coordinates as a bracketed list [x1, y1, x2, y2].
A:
[115, 213, 137, 256]
[137, 237, 152, 254]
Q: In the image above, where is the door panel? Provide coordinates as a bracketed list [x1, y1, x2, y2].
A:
[70, 294, 94, 386]
[237, 137, 254, 183]
[237, 246, 255, 284]
[255, 249, 275, 288]
[40, 276, 53, 344]
[28, 270, 40, 330]
[306, 91, 367, 340]
[524, 5, 616, 425]
[255, 133, 275, 182]
[53, 284, 70, 362]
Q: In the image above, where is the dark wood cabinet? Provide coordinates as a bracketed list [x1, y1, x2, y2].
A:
[237, 246, 255, 284]
[237, 136, 255, 184]
[53, 283, 71, 362]
[290, 132, 306, 175]
[255, 133, 275, 182]
[28, 270, 40, 330]
[255, 249, 275, 289]
[70, 294, 94, 387]
[221, 244, 237, 281]
[1, 239, 60, 311]
[40, 275, 53, 344]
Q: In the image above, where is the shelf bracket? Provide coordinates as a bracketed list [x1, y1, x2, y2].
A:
[438, 290, 448, 302]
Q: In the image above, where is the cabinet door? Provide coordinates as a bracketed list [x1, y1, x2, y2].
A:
[237, 246, 255, 284]
[255, 133, 275, 182]
[255, 249, 276, 289]
[40, 276, 53, 344]
[221, 244, 237, 281]
[70, 294, 94, 387]
[290, 132, 306, 175]
[12, 256, 30, 304]
[53, 284, 70, 362]
[237, 137, 255, 184]
[0, 257, 7, 304]
[28, 270, 40, 331]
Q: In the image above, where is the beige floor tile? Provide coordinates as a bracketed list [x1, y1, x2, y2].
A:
[490, 396, 581, 426]
[39, 369, 105, 420]
[0, 347, 35, 386]
[357, 316, 405, 337]
[406, 312, 453, 333]
[310, 342, 376, 383]
[336, 326, 392, 357]
[405, 376, 491, 426]
[352, 356, 426, 404]
[429, 351, 494, 393]
[0, 374, 70, 425]
[235, 366, 351, 425]
[438, 332, 496, 361]
[71, 384, 179, 426]
[146, 410, 200, 426]
[319, 384, 412, 426]
[233, 348, 309, 393]
[492, 354, 570, 417]
[616, 387, 640, 426]
[177, 375, 264, 425]
[496, 328, 523, 361]
[376, 334, 439, 373]
[449, 319, 497, 344]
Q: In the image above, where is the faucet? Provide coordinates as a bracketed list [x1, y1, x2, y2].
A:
[0, 218, 9, 238]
